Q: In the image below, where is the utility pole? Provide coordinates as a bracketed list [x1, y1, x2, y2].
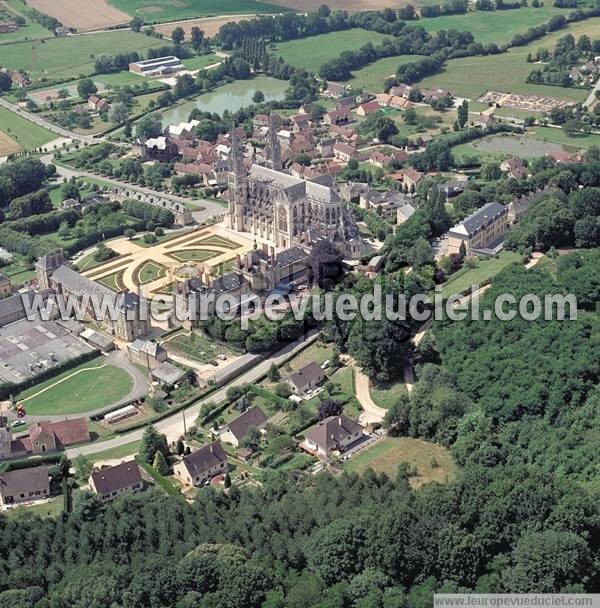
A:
[182, 409, 187, 435]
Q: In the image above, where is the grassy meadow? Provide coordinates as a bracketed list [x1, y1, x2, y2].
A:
[349, 55, 427, 91]
[0, 30, 164, 81]
[0, 106, 55, 153]
[418, 6, 572, 46]
[273, 29, 389, 70]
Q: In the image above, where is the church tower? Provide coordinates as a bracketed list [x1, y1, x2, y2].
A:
[265, 114, 282, 172]
[227, 127, 246, 232]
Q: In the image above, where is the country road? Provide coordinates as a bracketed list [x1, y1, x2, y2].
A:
[0, 98, 99, 145]
[66, 330, 319, 458]
[43, 155, 227, 224]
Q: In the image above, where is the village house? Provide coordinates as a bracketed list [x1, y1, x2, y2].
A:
[88, 95, 110, 113]
[368, 149, 392, 168]
[317, 137, 336, 158]
[27, 418, 90, 455]
[507, 188, 548, 224]
[421, 87, 452, 102]
[323, 81, 348, 99]
[288, 361, 325, 396]
[89, 460, 143, 502]
[301, 415, 365, 458]
[127, 339, 167, 369]
[220, 406, 267, 447]
[0, 20, 17, 34]
[150, 361, 186, 387]
[0, 465, 50, 506]
[474, 113, 496, 130]
[139, 136, 179, 162]
[389, 83, 412, 98]
[173, 441, 228, 487]
[545, 150, 583, 164]
[397, 202, 416, 224]
[356, 101, 380, 117]
[443, 180, 468, 199]
[332, 141, 356, 163]
[446, 201, 509, 255]
[168, 119, 200, 142]
[0, 274, 11, 298]
[360, 190, 411, 220]
[399, 167, 423, 190]
[9, 70, 31, 88]
[324, 108, 351, 126]
[292, 114, 310, 132]
[500, 156, 526, 179]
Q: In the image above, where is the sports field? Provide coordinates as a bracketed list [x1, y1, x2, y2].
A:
[108, 0, 285, 22]
[1, 30, 164, 81]
[344, 436, 456, 488]
[274, 29, 390, 70]
[418, 6, 571, 46]
[17, 358, 134, 415]
[0, 106, 55, 154]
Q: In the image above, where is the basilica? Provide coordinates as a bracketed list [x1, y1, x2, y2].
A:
[227, 116, 366, 259]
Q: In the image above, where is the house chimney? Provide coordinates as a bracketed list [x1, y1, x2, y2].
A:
[210, 443, 214, 453]
[338, 417, 342, 425]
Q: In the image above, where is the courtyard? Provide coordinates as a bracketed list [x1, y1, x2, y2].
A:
[82, 224, 254, 300]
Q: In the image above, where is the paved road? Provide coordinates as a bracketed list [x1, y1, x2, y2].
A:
[66, 330, 319, 458]
[43, 155, 227, 223]
[0, 98, 99, 145]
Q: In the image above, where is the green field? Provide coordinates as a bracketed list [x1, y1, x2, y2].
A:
[531, 126, 600, 149]
[182, 54, 219, 70]
[441, 251, 523, 298]
[344, 436, 456, 488]
[0, 106, 55, 152]
[189, 234, 241, 249]
[274, 29, 390, 70]
[349, 55, 427, 92]
[416, 48, 588, 103]
[0, 30, 164, 81]
[418, 6, 571, 46]
[108, 0, 285, 22]
[17, 358, 134, 415]
[370, 380, 407, 410]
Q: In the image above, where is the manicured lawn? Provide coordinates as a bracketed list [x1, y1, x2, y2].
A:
[17, 358, 134, 415]
[109, 0, 286, 22]
[274, 29, 389, 70]
[417, 6, 571, 46]
[163, 330, 237, 364]
[344, 436, 456, 488]
[0, 106, 55, 152]
[370, 380, 407, 410]
[349, 55, 427, 92]
[0, 30, 164, 81]
[135, 455, 184, 500]
[97, 270, 126, 291]
[531, 126, 600, 150]
[3, 496, 65, 520]
[168, 249, 220, 262]
[134, 260, 167, 285]
[182, 54, 219, 70]
[187, 234, 241, 249]
[441, 251, 523, 298]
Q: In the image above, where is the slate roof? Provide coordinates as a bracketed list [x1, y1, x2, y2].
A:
[179, 441, 227, 477]
[449, 202, 507, 237]
[90, 460, 142, 495]
[305, 415, 364, 453]
[151, 361, 186, 386]
[289, 361, 324, 392]
[51, 265, 114, 300]
[0, 465, 49, 499]
[276, 246, 307, 268]
[226, 406, 267, 441]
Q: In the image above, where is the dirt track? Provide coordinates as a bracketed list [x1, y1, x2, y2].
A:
[25, 0, 129, 31]
[269, 0, 415, 10]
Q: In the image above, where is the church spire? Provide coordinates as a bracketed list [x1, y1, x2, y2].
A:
[229, 124, 244, 176]
[265, 114, 281, 171]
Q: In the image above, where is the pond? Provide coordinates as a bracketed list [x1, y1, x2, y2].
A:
[468, 133, 579, 157]
[161, 76, 288, 126]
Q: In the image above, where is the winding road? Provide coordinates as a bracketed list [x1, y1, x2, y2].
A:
[65, 330, 319, 458]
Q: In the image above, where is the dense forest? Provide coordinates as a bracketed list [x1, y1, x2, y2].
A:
[1, 254, 599, 607]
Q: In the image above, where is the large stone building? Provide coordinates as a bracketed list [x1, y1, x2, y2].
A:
[446, 202, 509, 256]
[227, 116, 365, 259]
[36, 252, 151, 342]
